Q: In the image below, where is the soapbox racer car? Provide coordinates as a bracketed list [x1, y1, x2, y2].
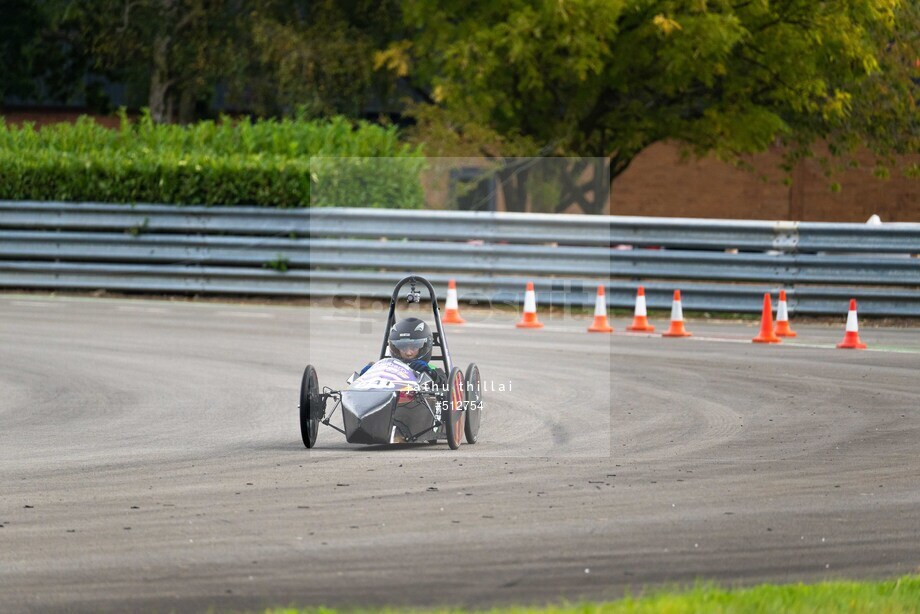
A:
[298, 275, 482, 449]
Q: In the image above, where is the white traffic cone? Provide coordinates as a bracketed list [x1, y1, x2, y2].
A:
[588, 285, 613, 332]
[626, 286, 654, 332]
[837, 299, 867, 349]
[516, 282, 544, 329]
[443, 279, 465, 324]
[662, 290, 692, 337]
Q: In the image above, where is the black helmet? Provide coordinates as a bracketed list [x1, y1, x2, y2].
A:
[388, 317, 433, 363]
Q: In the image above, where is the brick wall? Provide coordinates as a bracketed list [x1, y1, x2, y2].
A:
[613, 141, 920, 222]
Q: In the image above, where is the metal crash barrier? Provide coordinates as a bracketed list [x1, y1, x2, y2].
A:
[1, 201, 918, 316]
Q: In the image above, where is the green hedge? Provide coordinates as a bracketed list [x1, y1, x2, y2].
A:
[0, 112, 426, 208]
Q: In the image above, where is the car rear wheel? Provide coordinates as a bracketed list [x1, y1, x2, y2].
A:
[299, 365, 321, 448]
[444, 367, 466, 450]
[464, 363, 482, 444]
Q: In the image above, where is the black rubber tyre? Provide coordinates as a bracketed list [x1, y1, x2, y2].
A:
[464, 363, 482, 444]
[299, 365, 320, 448]
[443, 367, 466, 450]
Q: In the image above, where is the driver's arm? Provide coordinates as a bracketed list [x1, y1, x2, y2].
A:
[408, 360, 446, 387]
[430, 367, 447, 388]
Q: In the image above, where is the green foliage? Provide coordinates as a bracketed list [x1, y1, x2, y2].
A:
[0, 0, 95, 105]
[0, 0, 46, 99]
[126, 217, 150, 237]
[310, 156, 427, 208]
[24, 0, 405, 124]
[604, 576, 920, 613]
[265, 576, 920, 613]
[51, 0, 243, 122]
[238, 0, 404, 119]
[0, 114, 425, 207]
[390, 0, 919, 182]
[7, 0, 914, 197]
[263, 255, 290, 272]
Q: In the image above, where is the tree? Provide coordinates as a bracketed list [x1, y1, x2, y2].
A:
[0, 1, 95, 105]
[34, 0, 404, 123]
[225, 0, 404, 119]
[813, 0, 920, 180]
[54, 0, 245, 123]
[0, 0, 46, 100]
[383, 0, 919, 208]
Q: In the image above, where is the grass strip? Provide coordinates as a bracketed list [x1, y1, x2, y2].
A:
[264, 576, 920, 614]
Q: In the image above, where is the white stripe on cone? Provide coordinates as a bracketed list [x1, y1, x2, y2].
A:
[634, 294, 647, 317]
[846, 308, 859, 332]
[670, 297, 684, 322]
[446, 286, 459, 310]
[594, 291, 607, 317]
[524, 288, 537, 313]
[777, 299, 789, 322]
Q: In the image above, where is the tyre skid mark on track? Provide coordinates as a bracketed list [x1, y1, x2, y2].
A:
[617, 375, 745, 463]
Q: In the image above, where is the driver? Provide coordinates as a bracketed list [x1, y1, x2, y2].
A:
[359, 317, 446, 388]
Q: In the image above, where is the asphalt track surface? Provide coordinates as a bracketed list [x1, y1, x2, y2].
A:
[2, 294, 919, 613]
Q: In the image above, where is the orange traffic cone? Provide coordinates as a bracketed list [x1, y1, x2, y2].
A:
[442, 279, 466, 324]
[774, 289, 797, 337]
[516, 282, 544, 329]
[626, 286, 655, 332]
[662, 290, 692, 337]
[752, 293, 781, 343]
[587, 285, 613, 333]
[837, 299, 867, 349]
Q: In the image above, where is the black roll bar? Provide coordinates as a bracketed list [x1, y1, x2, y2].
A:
[379, 275, 453, 374]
